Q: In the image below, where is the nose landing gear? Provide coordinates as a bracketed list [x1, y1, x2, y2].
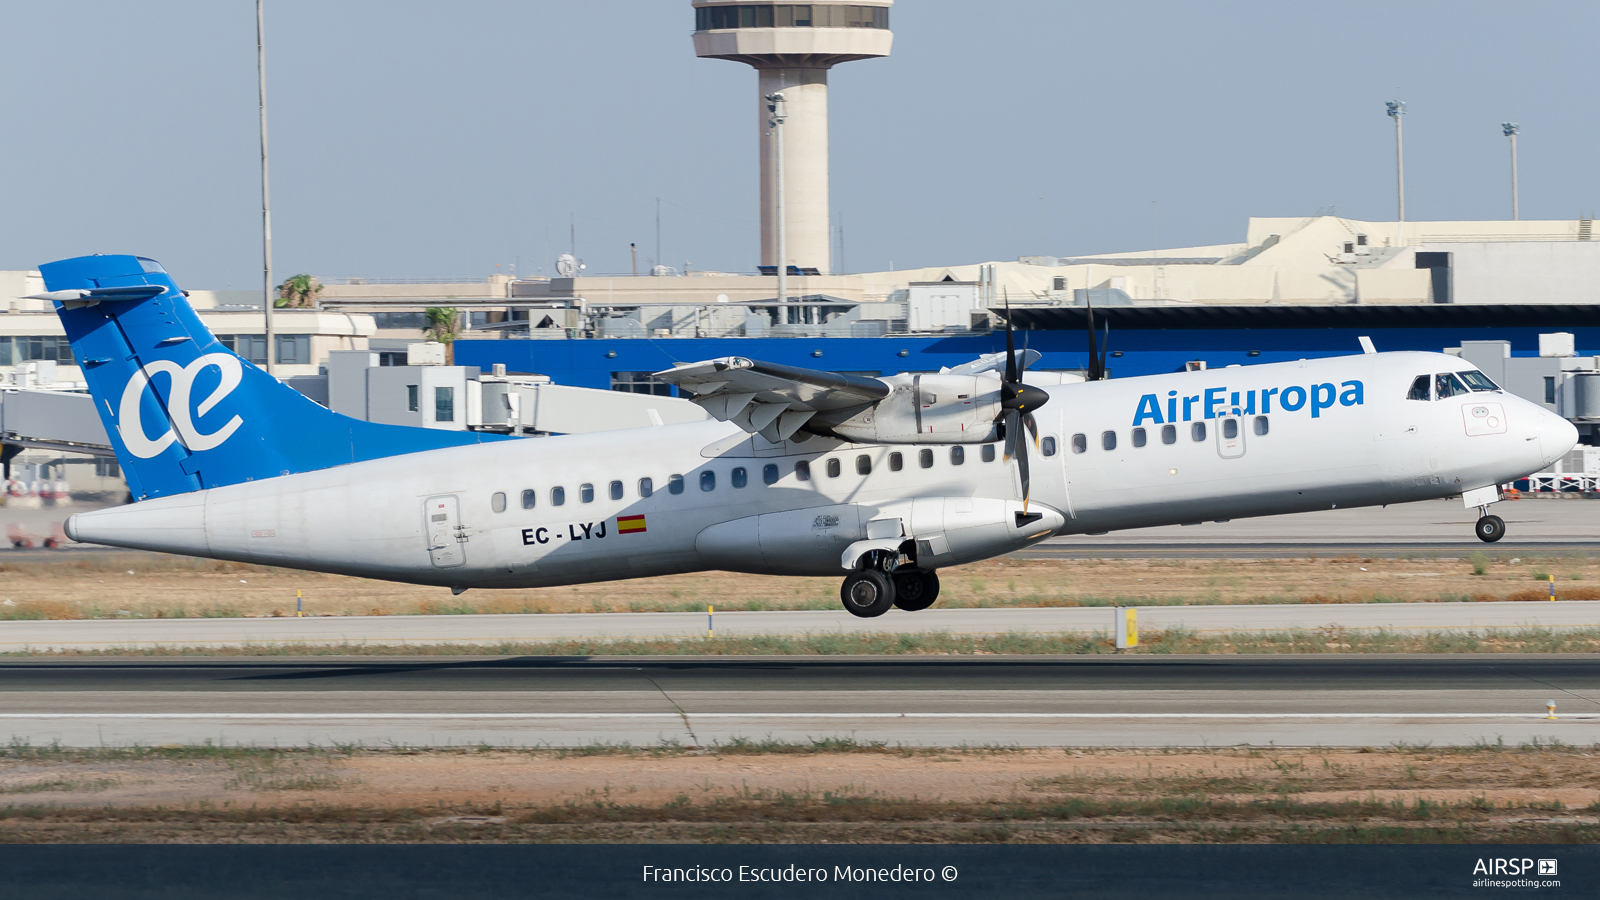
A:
[1475, 514, 1506, 543]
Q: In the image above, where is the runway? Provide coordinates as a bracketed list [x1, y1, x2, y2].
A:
[1022, 497, 1600, 558]
[1, 601, 1595, 651]
[1, 655, 1595, 748]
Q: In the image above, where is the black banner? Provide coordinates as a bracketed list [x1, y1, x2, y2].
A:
[0, 845, 1588, 898]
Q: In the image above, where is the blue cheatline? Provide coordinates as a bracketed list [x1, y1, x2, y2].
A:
[42, 254, 505, 501]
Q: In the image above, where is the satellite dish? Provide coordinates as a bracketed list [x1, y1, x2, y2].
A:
[555, 253, 578, 278]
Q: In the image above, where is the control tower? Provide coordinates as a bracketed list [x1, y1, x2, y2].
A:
[692, 2, 893, 275]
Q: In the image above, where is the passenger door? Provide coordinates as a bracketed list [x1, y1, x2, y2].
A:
[424, 495, 467, 568]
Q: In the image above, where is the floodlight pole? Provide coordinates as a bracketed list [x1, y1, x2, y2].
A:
[1387, 100, 1406, 244]
[1502, 122, 1520, 221]
[257, 0, 275, 375]
[767, 92, 787, 304]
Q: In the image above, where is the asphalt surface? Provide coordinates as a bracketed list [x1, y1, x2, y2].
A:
[2, 601, 1597, 651]
[1027, 497, 1600, 558]
[1, 655, 1595, 748]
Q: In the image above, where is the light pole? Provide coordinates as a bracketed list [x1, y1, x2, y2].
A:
[256, 0, 275, 375]
[1387, 100, 1406, 241]
[766, 91, 787, 304]
[1502, 122, 1520, 221]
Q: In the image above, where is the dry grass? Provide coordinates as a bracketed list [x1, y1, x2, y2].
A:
[0, 551, 1595, 621]
[0, 741, 1595, 843]
[11, 626, 1600, 658]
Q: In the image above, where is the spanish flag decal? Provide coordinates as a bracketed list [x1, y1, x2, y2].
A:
[617, 514, 647, 534]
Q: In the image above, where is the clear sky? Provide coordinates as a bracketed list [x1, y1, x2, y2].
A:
[3, 1, 1598, 288]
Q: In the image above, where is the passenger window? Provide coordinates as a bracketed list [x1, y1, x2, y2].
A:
[700, 471, 716, 491]
[1101, 431, 1116, 451]
[1131, 427, 1147, 448]
[981, 444, 996, 462]
[1191, 422, 1207, 441]
[950, 446, 965, 465]
[551, 486, 566, 506]
[638, 478, 653, 498]
[796, 461, 811, 481]
[856, 455, 871, 475]
[1435, 372, 1469, 399]
[1458, 370, 1501, 392]
[826, 458, 841, 478]
[1161, 424, 1177, 445]
[668, 475, 685, 495]
[1041, 436, 1057, 457]
[1406, 375, 1431, 401]
[763, 464, 779, 485]
[1071, 433, 1087, 454]
[1222, 418, 1239, 439]
[609, 480, 624, 501]
[580, 483, 595, 503]
[1254, 415, 1269, 436]
[889, 452, 903, 471]
[732, 467, 747, 488]
[491, 492, 506, 513]
[919, 449, 934, 468]
[521, 489, 536, 509]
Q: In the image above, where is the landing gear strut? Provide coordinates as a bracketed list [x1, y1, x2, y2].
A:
[841, 569, 895, 618]
[892, 570, 941, 611]
[1475, 514, 1506, 543]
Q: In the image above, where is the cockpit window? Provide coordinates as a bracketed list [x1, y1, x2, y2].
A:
[1435, 372, 1469, 399]
[1457, 370, 1501, 392]
[1406, 375, 1430, 401]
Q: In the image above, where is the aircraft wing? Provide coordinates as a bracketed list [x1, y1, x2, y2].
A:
[654, 356, 889, 443]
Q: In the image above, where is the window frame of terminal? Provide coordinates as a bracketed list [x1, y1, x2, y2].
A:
[695, 5, 889, 31]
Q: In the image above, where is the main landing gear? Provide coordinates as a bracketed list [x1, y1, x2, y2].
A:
[1475, 514, 1506, 543]
[839, 560, 942, 618]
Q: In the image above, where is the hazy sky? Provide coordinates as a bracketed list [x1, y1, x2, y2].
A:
[3, 1, 1598, 288]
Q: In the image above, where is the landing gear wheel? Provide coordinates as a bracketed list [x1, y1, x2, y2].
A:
[841, 569, 895, 618]
[892, 570, 941, 611]
[1475, 514, 1506, 543]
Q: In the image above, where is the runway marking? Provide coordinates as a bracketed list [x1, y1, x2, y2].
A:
[0, 713, 1592, 720]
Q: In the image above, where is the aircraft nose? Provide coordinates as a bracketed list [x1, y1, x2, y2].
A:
[1536, 408, 1579, 466]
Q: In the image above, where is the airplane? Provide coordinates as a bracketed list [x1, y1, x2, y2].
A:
[38, 254, 1578, 617]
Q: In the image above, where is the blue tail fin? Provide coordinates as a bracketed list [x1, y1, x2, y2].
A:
[43, 254, 501, 501]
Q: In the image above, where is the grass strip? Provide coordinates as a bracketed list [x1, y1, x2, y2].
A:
[9, 625, 1600, 657]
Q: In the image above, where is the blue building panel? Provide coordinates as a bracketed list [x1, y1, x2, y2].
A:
[454, 327, 1600, 391]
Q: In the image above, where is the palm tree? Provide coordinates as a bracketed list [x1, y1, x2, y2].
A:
[275, 274, 323, 308]
[424, 307, 460, 364]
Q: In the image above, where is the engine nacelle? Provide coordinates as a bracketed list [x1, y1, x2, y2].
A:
[694, 497, 1066, 576]
[812, 374, 1004, 444]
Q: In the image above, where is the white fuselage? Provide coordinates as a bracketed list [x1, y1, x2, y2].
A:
[66, 352, 1575, 589]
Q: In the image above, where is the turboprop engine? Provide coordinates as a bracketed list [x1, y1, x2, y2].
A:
[808, 373, 1007, 444]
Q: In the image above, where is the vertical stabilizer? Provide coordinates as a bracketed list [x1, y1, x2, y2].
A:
[43, 254, 500, 501]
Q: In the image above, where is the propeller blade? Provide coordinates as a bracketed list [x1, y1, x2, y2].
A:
[1099, 319, 1110, 380]
[1084, 293, 1102, 381]
[1002, 408, 1019, 462]
[1017, 419, 1031, 511]
[1024, 410, 1040, 449]
[1003, 290, 1018, 384]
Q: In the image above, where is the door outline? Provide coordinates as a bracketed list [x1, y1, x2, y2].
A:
[1216, 416, 1246, 459]
[424, 494, 467, 568]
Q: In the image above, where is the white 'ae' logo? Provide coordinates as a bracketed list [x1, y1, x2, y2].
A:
[117, 352, 245, 459]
